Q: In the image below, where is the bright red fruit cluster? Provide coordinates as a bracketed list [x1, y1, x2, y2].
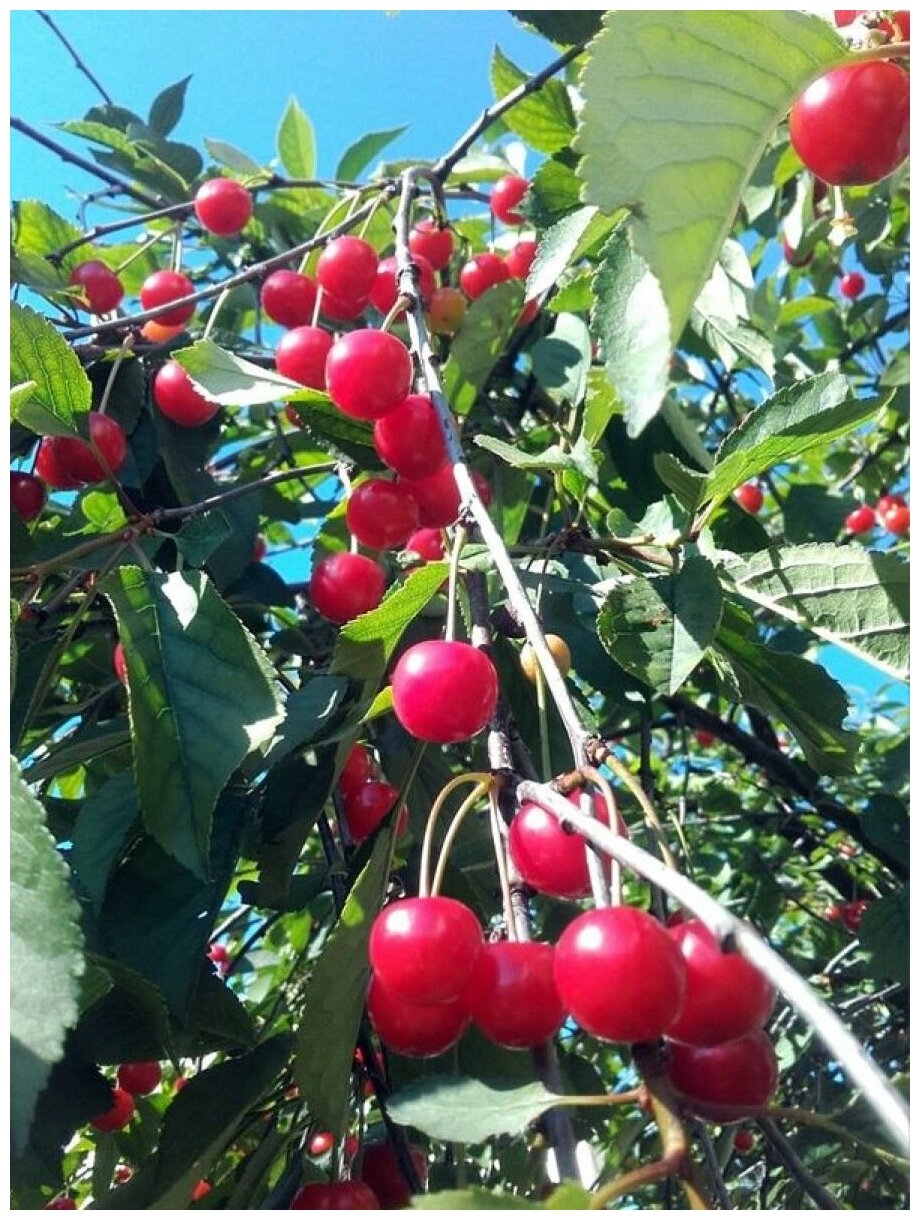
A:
[194, 177, 253, 236]
[116, 1061, 162, 1096]
[89, 1086, 135, 1132]
[69, 259, 124, 314]
[844, 493, 910, 537]
[338, 743, 408, 844]
[35, 414, 127, 490]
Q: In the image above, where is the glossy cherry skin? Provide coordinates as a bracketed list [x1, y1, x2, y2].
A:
[140, 318, 187, 344]
[842, 898, 870, 933]
[694, 729, 716, 748]
[90, 1086, 136, 1132]
[882, 504, 910, 536]
[320, 290, 370, 322]
[663, 920, 776, 1047]
[367, 973, 469, 1057]
[114, 642, 128, 686]
[369, 254, 435, 315]
[397, 466, 462, 528]
[117, 1061, 162, 1096]
[190, 1180, 212, 1203]
[69, 259, 124, 313]
[789, 62, 910, 186]
[343, 781, 407, 843]
[409, 218, 454, 271]
[140, 269, 196, 327]
[490, 174, 529, 225]
[45, 1197, 77, 1209]
[260, 270, 318, 328]
[404, 528, 445, 561]
[339, 744, 377, 798]
[368, 895, 483, 1005]
[373, 394, 449, 480]
[833, 10, 863, 24]
[839, 271, 865, 300]
[875, 492, 907, 523]
[464, 941, 565, 1049]
[733, 1128, 755, 1153]
[356, 1141, 428, 1209]
[505, 240, 538, 281]
[427, 286, 467, 335]
[55, 414, 127, 483]
[275, 326, 334, 390]
[666, 1030, 779, 1113]
[325, 330, 413, 420]
[346, 479, 420, 550]
[734, 482, 764, 514]
[554, 907, 687, 1044]
[391, 640, 499, 743]
[459, 252, 512, 300]
[308, 1130, 335, 1157]
[508, 791, 624, 900]
[309, 553, 386, 623]
[316, 235, 379, 303]
[844, 505, 876, 535]
[290, 1181, 379, 1210]
[194, 178, 253, 236]
[11, 471, 46, 521]
[153, 361, 220, 427]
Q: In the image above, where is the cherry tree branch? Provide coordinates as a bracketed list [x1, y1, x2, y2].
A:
[36, 11, 113, 105]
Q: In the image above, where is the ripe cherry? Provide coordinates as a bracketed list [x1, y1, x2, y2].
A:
[275, 326, 334, 390]
[368, 254, 435, 316]
[404, 528, 445, 561]
[694, 729, 717, 748]
[153, 361, 221, 427]
[55, 414, 127, 484]
[34, 438, 83, 491]
[309, 553, 386, 623]
[833, 10, 864, 25]
[490, 174, 529, 225]
[391, 640, 498, 743]
[781, 233, 813, 268]
[346, 479, 420, 550]
[844, 505, 876, 535]
[459, 252, 512, 300]
[508, 791, 625, 901]
[373, 394, 449, 479]
[368, 895, 483, 1004]
[463, 941, 565, 1049]
[45, 1198, 77, 1210]
[11, 471, 46, 521]
[427, 286, 467, 335]
[343, 781, 408, 843]
[356, 1141, 428, 1209]
[308, 1130, 335, 1157]
[734, 482, 764, 514]
[842, 899, 870, 933]
[789, 61, 910, 186]
[882, 504, 910, 536]
[519, 634, 571, 685]
[252, 535, 267, 562]
[316, 235, 379, 303]
[69, 260, 124, 313]
[194, 178, 253, 236]
[397, 466, 462, 528]
[554, 906, 687, 1043]
[140, 269, 197, 327]
[517, 298, 541, 327]
[733, 1128, 756, 1154]
[260, 270, 318, 328]
[190, 1180, 212, 1203]
[875, 493, 907, 523]
[116, 1061, 162, 1096]
[339, 744, 377, 798]
[505, 240, 538, 281]
[208, 943, 230, 974]
[325, 330, 413, 420]
[367, 973, 469, 1057]
[320, 289, 370, 322]
[666, 1030, 779, 1113]
[664, 920, 776, 1047]
[409, 218, 455, 270]
[90, 1086, 136, 1132]
[839, 271, 866, 299]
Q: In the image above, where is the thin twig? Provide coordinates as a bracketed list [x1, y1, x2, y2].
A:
[36, 11, 113, 104]
[757, 1117, 844, 1209]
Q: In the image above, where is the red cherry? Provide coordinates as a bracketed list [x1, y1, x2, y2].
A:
[194, 178, 253, 236]
[316, 235, 379, 304]
[114, 1165, 133, 1184]
[190, 1180, 212, 1203]
[252, 535, 267, 562]
[554, 906, 687, 1043]
[346, 479, 420, 550]
[463, 941, 565, 1049]
[343, 781, 408, 843]
[516, 298, 541, 327]
[409, 219, 454, 271]
[368, 254, 436, 316]
[10, 471, 46, 521]
[733, 1128, 756, 1153]
[505, 240, 538, 281]
[260, 270, 319, 328]
[309, 553, 386, 623]
[69, 260, 124, 313]
[789, 62, 910, 186]
[404, 528, 445, 561]
[140, 269, 196, 327]
[781, 234, 813, 268]
[825, 902, 845, 922]
[391, 640, 498, 743]
[34, 438, 83, 490]
[666, 1030, 779, 1112]
[891, 11, 910, 39]
[693, 729, 716, 748]
[45, 1198, 77, 1210]
[368, 895, 483, 1005]
[90, 1087, 136, 1132]
[153, 361, 220, 427]
[116, 1061, 162, 1096]
[320, 290, 369, 322]
[290, 1178, 378, 1208]
[459, 252, 512, 300]
[844, 505, 876, 535]
[842, 899, 870, 933]
[734, 483, 764, 514]
[55, 414, 127, 484]
[356, 1141, 428, 1209]
[427, 286, 467, 335]
[367, 973, 469, 1057]
[373, 394, 449, 480]
[833, 10, 864, 25]
[113, 643, 128, 686]
[325, 330, 413, 420]
[339, 744, 377, 798]
[839, 271, 866, 299]
[663, 920, 776, 1047]
[875, 493, 907, 522]
[490, 174, 529, 225]
[397, 466, 462, 528]
[508, 791, 625, 901]
[275, 326, 334, 390]
[308, 1130, 335, 1157]
[208, 942, 229, 966]
[882, 504, 910, 536]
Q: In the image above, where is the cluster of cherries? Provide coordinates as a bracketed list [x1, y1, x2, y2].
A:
[826, 897, 871, 933]
[337, 743, 408, 845]
[293, 1139, 428, 1210]
[844, 492, 910, 538]
[87, 1059, 162, 1135]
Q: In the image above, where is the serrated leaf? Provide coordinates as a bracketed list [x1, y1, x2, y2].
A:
[71, 770, 139, 913]
[490, 46, 576, 154]
[530, 312, 591, 406]
[336, 125, 408, 181]
[442, 281, 523, 416]
[11, 199, 84, 274]
[277, 96, 316, 179]
[525, 207, 594, 300]
[474, 434, 597, 482]
[173, 338, 302, 406]
[10, 303, 92, 435]
[102, 567, 283, 878]
[148, 75, 192, 137]
[527, 157, 583, 227]
[286, 398, 377, 467]
[204, 137, 264, 175]
[256, 677, 353, 774]
[173, 510, 233, 567]
[511, 10, 604, 44]
[597, 556, 723, 694]
[859, 888, 909, 984]
[10, 757, 85, 1155]
[389, 1075, 561, 1144]
[447, 151, 517, 184]
[577, 11, 846, 343]
[413, 1189, 538, 1210]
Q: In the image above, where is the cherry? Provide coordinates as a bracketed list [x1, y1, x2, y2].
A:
[517, 298, 541, 327]
[404, 528, 445, 562]
[114, 1165, 133, 1184]
[733, 1128, 756, 1154]
[316, 235, 379, 304]
[554, 906, 687, 1043]
[789, 61, 910, 186]
[55, 414, 127, 484]
[505, 240, 538, 281]
[69, 260, 124, 314]
[112, 643, 128, 685]
[116, 1061, 162, 1096]
[833, 10, 864, 25]
[308, 1130, 335, 1157]
[140, 269, 197, 327]
[734, 482, 764, 514]
[90, 1086, 136, 1132]
[398, 466, 462, 528]
[275, 326, 334, 390]
[781, 234, 813, 268]
[367, 973, 469, 1057]
[260, 270, 319, 328]
[508, 791, 625, 901]
[252, 535, 267, 562]
[309, 553, 386, 623]
[209, 943, 230, 976]
[391, 640, 498, 743]
[663, 920, 776, 1047]
[463, 941, 565, 1049]
[320, 290, 370, 322]
[882, 504, 909, 536]
[10, 471, 46, 521]
[356, 1141, 428, 1209]
[839, 271, 866, 300]
[519, 634, 571, 685]
[368, 254, 435, 316]
[666, 1030, 779, 1112]
[153, 360, 221, 427]
[368, 895, 483, 1004]
[694, 729, 716, 748]
[427, 286, 467, 335]
[190, 1180, 212, 1203]
[409, 218, 454, 270]
[842, 898, 870, 933]
[875, 492, 907, 522]
[346, 479, 420, 550]
[194, 178, 253, 236]
[34, 438, 84, 491]
[45, 1198, 77, 1210]
[339, 744, 377, 799]
[843, 505, 876, 535]
[373, 394, 449, 479]
[459, 252, 512, 300]
[325, 330, 413, 420]
[490, 174, 529, 225]
[140, 318, 187, 344]
[343, 781, 408, 843]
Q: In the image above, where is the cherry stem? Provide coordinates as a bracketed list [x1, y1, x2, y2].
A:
[593, 747, 677, 871]
[201, 286, 232, 343]
[580, 766, 623, 905]
[418, 772, 492, 898]
[487, 788, 517, 942]
[444, 524, 466, 643]
[533, 662, 552, 782]
[430, 780, 493, 898]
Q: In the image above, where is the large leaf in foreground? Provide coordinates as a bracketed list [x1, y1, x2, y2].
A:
[10, 303, 91, 436]
[389, 1075, 562, 1144]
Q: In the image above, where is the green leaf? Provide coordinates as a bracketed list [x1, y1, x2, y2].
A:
[859, 888, 909, 984]
[388, 1075, 561, 1144]
[490, 46, 576, 154]
[285, 397, 377, 467]
[335, 125, 408, 180]
[71, 770, 139, 912]
[147, 76, 192, 137]
[545, 1183, 595, 1209]
[10, 303, 92, 436]
[413, 1189, 538, 1210]
[510, 10, 604, 44]
[721, 544, 909, 681]
[294, 832, 392, 1134]
[530, 312, 591, 407]
[277, 96, 316, 179]
[442, 281, 523, 416]
[256, 678, 352, 775]
[860, 795, 909, 870]
[474, 434, 597, 482]
[592, 226, 672, 437]
[79, 490, 128, 533]
[204, 137, 264, 175]
[597, 556, 723, 695]
[528, 157, 583, 227]
[101, 567, 283, 878]
[174, 510, 233, 567]
[11, 199, 83, 274]
[10, 757, 85, 1155]
[576, 11, 845, 343]
[173, 338, 303, 406]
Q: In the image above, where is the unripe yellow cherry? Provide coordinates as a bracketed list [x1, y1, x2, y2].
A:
[520, 634, 571, 684]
